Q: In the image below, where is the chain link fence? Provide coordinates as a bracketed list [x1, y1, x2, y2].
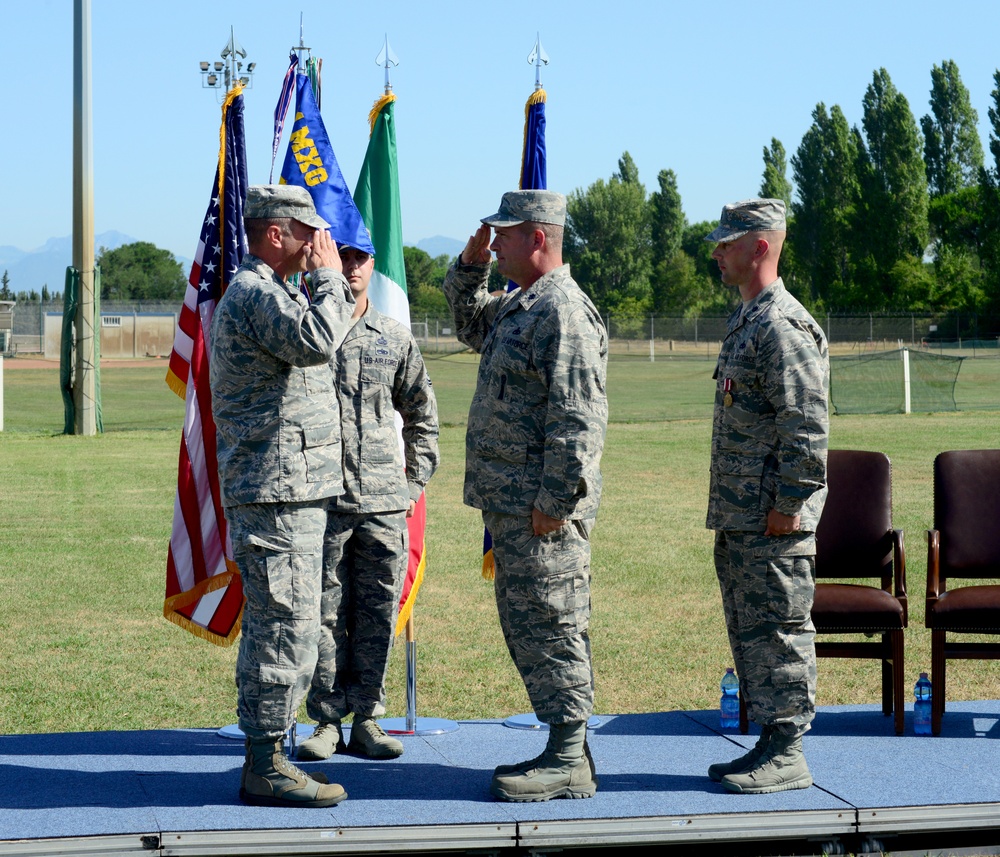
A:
[409, 312, 1000, 357]
[6, 303, 999, 359]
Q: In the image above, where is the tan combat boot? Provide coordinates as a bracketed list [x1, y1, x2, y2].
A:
[708, 726, 773, 782]
[297, 721, 345, 761]
[347, 716, 404, 759]
[490, 721, 597, 802]
[720, 731, 812, 794]
[240, 737, 347, 807]
[493, 728, 595, 779]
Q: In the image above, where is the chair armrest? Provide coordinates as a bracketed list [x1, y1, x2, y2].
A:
[926, 529, 941, 606]
[892, 528, 907, 625]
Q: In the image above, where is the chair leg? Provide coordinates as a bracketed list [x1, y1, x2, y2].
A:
[738, 691, 748, 735]
[891, 630, 904, 736]
[931, 629, 945, 736]
[881, 635, 892, 716]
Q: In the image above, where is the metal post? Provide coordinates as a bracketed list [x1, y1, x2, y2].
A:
[378, 612, 459, 737]
[73, 0, 97, 435]
[405, 618, 417, 732]
[901, 348, 911, 415]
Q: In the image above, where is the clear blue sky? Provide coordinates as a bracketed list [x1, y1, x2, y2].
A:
[3, 0, 999, 261]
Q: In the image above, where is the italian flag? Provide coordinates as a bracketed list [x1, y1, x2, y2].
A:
[353, 93, 425, 637]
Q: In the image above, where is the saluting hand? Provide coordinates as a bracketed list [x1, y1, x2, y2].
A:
[304, 229, 342, 274]
[460, 224, 493, 265]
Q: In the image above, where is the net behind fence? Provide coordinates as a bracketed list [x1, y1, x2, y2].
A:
[831, 349, 963, 415]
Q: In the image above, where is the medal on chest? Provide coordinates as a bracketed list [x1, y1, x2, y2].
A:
[723, 377, 734, 408]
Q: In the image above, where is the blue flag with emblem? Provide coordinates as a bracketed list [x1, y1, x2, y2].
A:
[279, 72, 374, 254]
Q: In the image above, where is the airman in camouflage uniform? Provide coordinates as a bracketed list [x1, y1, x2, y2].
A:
[210, 185, 355, 808]
[703, 199, 829, 795]
[443, 190, 608, 802]
[297, 244, 439, 762]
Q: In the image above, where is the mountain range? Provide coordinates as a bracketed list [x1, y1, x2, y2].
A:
[0, 232, 174, 297]
[1, 233, 465, 297]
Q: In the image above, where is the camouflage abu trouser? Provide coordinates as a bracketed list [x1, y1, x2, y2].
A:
[228, 500, 328, 739]
[484, 511, 594, 725]
[714, 530, 817, 737]
[306, 511, 407, 722]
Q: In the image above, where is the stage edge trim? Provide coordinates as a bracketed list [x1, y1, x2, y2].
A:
[517, 810, 856, 847]
[858, 803, 1000, 835]
[0, 833, 155, 857]
[159, 823, 518, 855]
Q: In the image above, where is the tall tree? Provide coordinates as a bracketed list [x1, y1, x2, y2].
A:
[760, 138, 793, 209]
[0, 270, 12, 301]
[921, 60, 983, 198]
[648, 168, 688, 313]
[402, 245, 451, 317]
[648, 168, 685, 268]
[96, 241, 186, 301]
[791, 103, 860, 308]
[976, 69, 1000, 311]
[921, 61, 986, 312]
[565, 151, 652, 314]
[854, 68, 930, 306]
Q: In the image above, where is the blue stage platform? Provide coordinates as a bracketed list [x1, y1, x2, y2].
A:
[1, 702, 999, 856]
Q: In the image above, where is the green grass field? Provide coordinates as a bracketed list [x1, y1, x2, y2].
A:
[0, 356, 997, 734]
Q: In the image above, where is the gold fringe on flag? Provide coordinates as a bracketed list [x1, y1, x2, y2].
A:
[216, 83, 244, 299]
[482, 548, 495, 581]
[395, 533, 425, 637]
[367, 92, 397, 136]
[162, 556, 242, 646]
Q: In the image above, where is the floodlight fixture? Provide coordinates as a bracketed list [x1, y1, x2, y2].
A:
[199, 26, 254, 98]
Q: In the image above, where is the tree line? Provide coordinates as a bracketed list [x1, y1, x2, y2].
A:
[560, 61, 1000, 324]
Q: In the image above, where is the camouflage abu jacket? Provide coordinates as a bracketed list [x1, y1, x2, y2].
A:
[707, 278, 829, 533]
[209, 254, 355, 507]
[331, 301, 439, 514]
[443, 260, 608, 519]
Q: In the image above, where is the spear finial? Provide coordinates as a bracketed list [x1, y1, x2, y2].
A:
[377, 35, 399, 95]
[527, 33, 549, 91]
[293, 12, 311, 71]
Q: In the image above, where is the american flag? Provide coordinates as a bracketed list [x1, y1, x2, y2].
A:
[163, 85, 248, 646]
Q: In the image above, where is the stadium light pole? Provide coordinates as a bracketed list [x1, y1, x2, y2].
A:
[72, 0, 97, 436]
[199, 27, 255, 100]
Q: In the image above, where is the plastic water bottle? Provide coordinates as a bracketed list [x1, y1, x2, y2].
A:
[720, 668, 740, 729]
[913, 672, 932, 735]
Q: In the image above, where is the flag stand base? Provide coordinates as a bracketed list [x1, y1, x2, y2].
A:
[217, 721, 313, 759]
[503, 713, 604, 730]
[379, 634, 459, 737]
[379, 716, 459, 736]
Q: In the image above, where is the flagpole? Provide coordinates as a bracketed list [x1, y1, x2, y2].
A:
[351, 37, 454, 737]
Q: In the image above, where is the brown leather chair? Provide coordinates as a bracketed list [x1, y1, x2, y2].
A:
[738, 449, 907, 735]
[925, 449, 1000, 736]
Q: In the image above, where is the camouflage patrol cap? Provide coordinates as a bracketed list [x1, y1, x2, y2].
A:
[704, 198, 786, 243]
[481, 190, 567, 228]
[244, 185, 330, 230]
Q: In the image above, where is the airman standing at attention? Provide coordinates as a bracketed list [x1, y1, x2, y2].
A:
[704, 198, 829, 794]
